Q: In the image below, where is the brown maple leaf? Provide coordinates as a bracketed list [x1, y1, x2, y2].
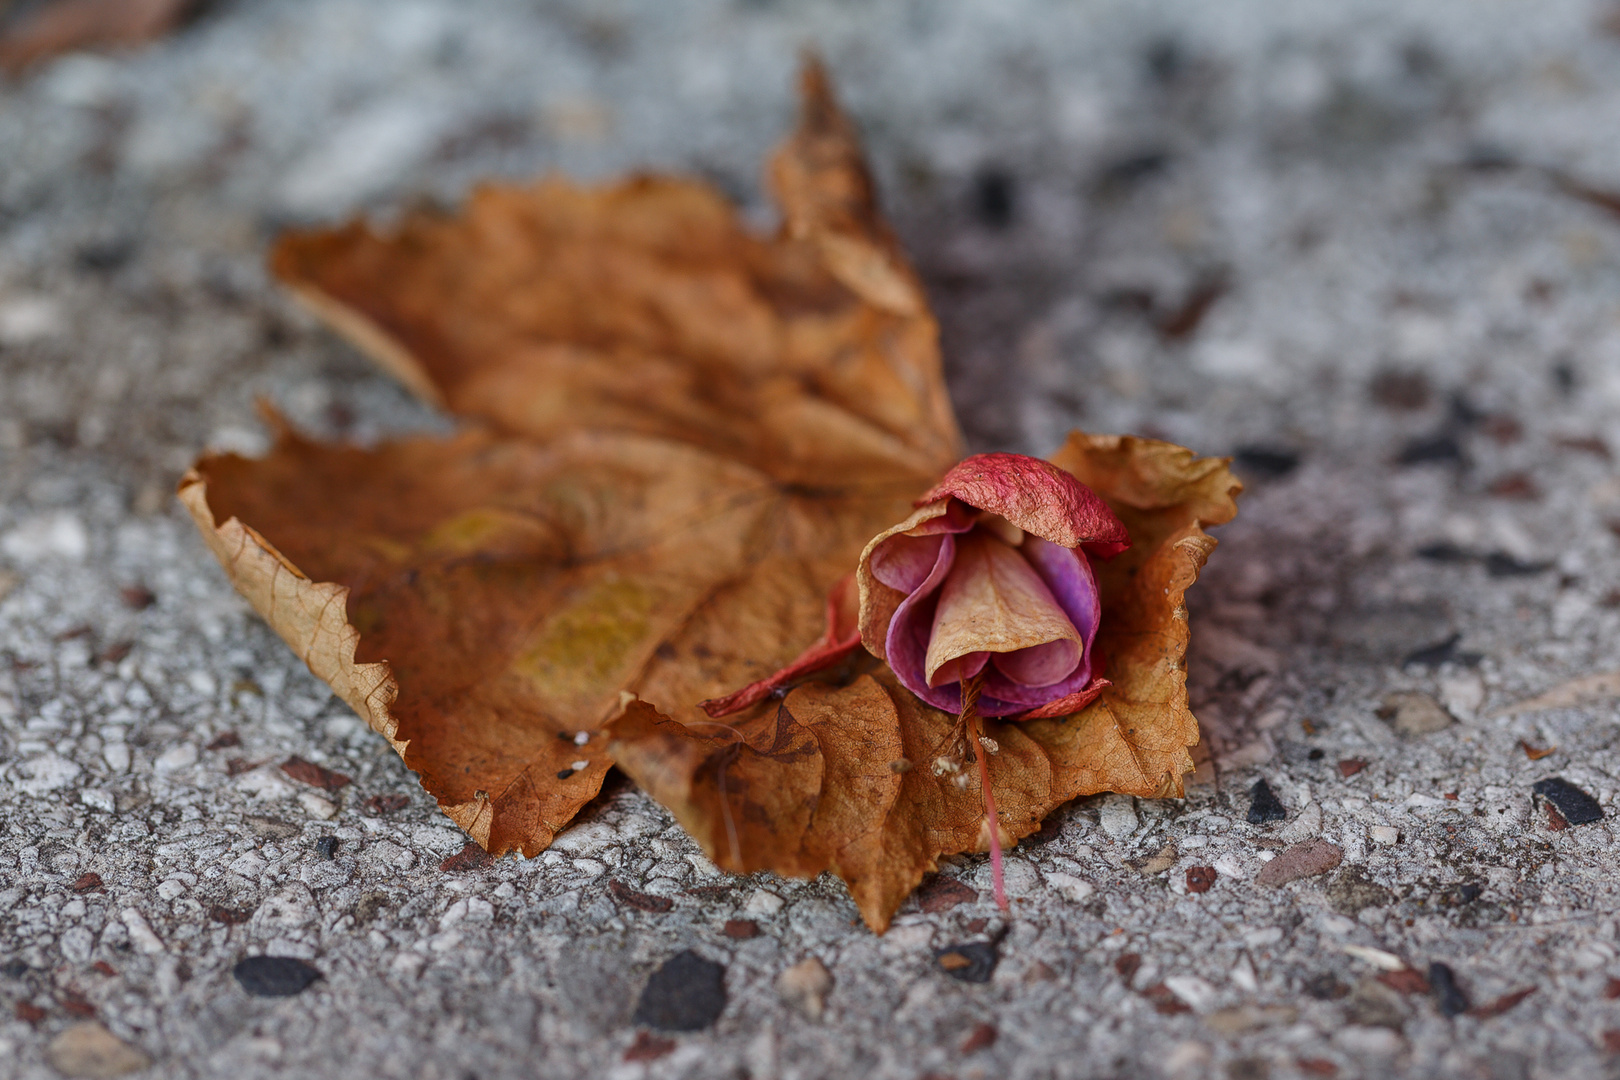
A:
[607, 433, 1239, 931]
[181, 63, 959, 857]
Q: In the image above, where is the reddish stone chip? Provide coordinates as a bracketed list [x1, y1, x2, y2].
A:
[70, 872, 103, 893]
[1185, 866, 1217, 894]
[362, 794, 411, 815]
[609, 879, 673, 913]
[722, 919, 760, 939]
[1468, 987, 1536, 1019]
[1376, 969, 1431, 995]
[1337, 759, 1367, 778]
[915, 875, 977, 914]
[206, 731, 241, 750]
[439, 842, 493, 872]
[1255, 840, 1343, 887]
[279, 756, 352, 791]
[623, 1032, 676, 1062]
[960, 1022, 997, 1053]
[1141, 983, 1192, 1015]
[14, 1002, 45, 1024]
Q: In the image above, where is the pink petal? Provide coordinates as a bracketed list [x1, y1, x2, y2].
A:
[916, 452, 1129, 557]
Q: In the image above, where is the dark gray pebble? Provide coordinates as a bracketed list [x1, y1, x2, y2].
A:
[1532, 778, 1604, 825]
[632, 950, 726, 1032]
[935, 941, 998, 984]
[233, 956, 323, 997]
[1428, 962, 1469, 1017]
[1247, 778, 1287, 824]
[316, 836, 338, 859]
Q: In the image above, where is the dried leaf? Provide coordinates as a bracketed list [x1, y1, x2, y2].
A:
[608, 435, 1239, 931]
[184, 67, 955, 858]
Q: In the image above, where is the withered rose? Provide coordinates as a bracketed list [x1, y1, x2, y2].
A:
[857, 453, 1128, 718]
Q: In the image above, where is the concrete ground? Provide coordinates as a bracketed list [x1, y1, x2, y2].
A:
[3, 1, 1620, 1077]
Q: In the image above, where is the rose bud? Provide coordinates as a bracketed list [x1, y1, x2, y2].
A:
[857, 453, 1128, 718]
[700, 452, 1128, 721]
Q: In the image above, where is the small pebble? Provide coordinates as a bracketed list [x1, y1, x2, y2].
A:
[723, 919, 760, 939]
[1369, 826, 1399, 845]
[935, 941, 998, 984]
[632, 951, 727, 1032]
[232, 956, 322, 998]
[1185, 866, 1217, 894]
[1428, 962, 1469, 1017]
[439, 843, 493, 872]
[914, 875, 977, 913]
[1532, 777, 1604, 825]
[1255, 840, 1342, 887]
[71, 872, 103, 893]
[316, 836, 338, 860]
[776, 957, 833, 1020]
[961, 1022, 997, 1052]
[1247, 778, 1287, 824]
[623, 1032, 675, 1063]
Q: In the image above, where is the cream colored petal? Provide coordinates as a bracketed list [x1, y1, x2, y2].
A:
[924, 530, 1080, 688]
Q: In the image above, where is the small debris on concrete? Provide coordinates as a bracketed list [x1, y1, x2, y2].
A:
[776, 957, 833, 1021]
[209, 905, 252, 925]
[915, 875, 977, 913]
[1546, 804, 1570, 831]
[722, 919, 759, 939]
[1377, 692, 1454, 737]
[1186, 866, 1217, 894]
[1532, 778, 1604, 825]
[439, 843, 493, 872]
[1376, 969, 1430, 995]
[71, 872, 103, 893]
[1141, 983, 1193, 1015]
[960, 1022, 997, 1052]
[315, 836, 338, 860]
[1368, 826, 1400, 845]
[1428, 962, 1469, 1017]
[232, 956, 322, 998]
[1520, 740, 1556, 761]
[936, 941, 998, 984]
[1255, 840, 1342, 887]
[608, 879, 673, 913]
[632, 951, 727, 1032]
[119, 585, 156, 610]
[60, 992, 96, 1019]
[1468, 987, 1536, 1019]
[45, 1022, 151, 1078]
[1337, 758, 1368, 778]
[1115, 953, 1142, 981]
[205, 731, 240, 750]
[280, 756, 352, 791]
[362, 794, 411, 815]
[623, 1032, 676, 1062]
[16, 1001, 46, 1023]
[1204, 1005, 1297, 1035]
[1247, 778, 1287, 824]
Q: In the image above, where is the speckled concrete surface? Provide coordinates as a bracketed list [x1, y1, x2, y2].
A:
[4, 2, 1620, 1078]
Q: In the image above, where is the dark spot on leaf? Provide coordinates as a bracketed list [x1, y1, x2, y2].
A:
[632, 951, 727, 1032]
[439, 843, 493, 872]
[609, 879, 673, 913]
[279, 756, 351, 791]
[1428, 962, 1469, 1017]
[1247, 778, 1287, 824]
[1533, 777, 1604, 825]
[556, 768, 575, 780]
[935, 941, 998, 984]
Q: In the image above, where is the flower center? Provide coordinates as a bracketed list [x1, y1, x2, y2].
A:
[923, 529, 1082, 688]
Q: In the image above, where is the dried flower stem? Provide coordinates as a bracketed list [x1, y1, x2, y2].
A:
[960, 672, 1008, 911]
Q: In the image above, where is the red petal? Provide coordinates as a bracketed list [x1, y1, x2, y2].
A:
[917, 453, 1129, 556]
[1016, 677, 1110, 720]
[700, 573, 861, 717]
